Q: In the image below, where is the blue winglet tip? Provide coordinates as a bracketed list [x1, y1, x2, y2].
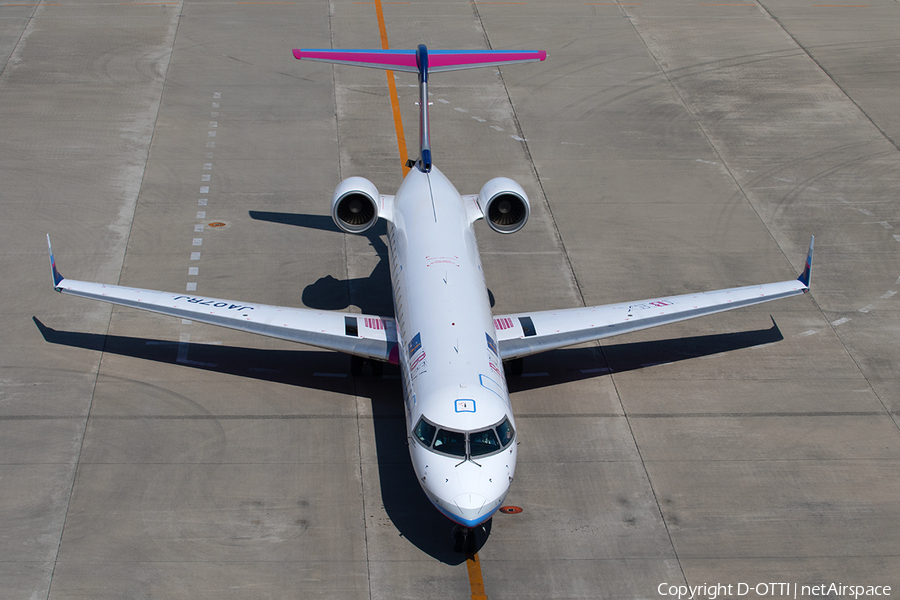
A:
[798, 235, 814, 288]
[46, 234, 64, 288]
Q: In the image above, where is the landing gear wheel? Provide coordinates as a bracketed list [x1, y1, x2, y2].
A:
[453, 526, 476, 554]
[350, 356, 364, 377]
[506, 358, 524, 377]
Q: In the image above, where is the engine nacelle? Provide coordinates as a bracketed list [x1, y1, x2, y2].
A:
[331, 177, 380, 234]
[477, 177, 530, 234]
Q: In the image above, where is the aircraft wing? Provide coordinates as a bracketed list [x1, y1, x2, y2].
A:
[494, 238, 814, 361]
[46, 237, 398, 364]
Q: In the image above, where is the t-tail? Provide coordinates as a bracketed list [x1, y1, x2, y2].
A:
[292, 46, 546, 173]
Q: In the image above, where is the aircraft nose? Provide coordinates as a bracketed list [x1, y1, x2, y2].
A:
[452, 492, 489, 522]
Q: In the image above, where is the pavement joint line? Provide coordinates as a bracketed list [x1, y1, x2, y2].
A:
[42, 3, 182, 597]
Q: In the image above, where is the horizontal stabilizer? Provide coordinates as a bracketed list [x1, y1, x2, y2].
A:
[292, 48, 546, 73]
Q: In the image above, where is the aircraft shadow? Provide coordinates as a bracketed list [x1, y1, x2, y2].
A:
[249, 211, 395, 316]
[34, 316, 783, 561]
[508, 320, 783, 393]
[32, 316, 472, 563]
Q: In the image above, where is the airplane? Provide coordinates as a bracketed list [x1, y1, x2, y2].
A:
[46, 45, 813, 553]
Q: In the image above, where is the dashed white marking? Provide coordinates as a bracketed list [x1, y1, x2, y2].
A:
[188, 267, 199, 276]
[561, 142, 585, 146]
[490, 125, 504, 131]
[213, 92, 221, 99]
[207, 141, 215, 148]
[510, 135, 526, 142]
[182, 319, 192, 325]
[797, 330, 818, 337]
[858, 208, 874, 216]
[641, 362, 669, 368]
[454, 107, 468, 113]
[831, 317, 851, 326]
[211, 112, 219, 117]
[193, 238, 202, 246]
[437, 98, 450, 104]
[893, 235, 900, 242]
[212, 102, 220, 108]
[205, 152, 214, 159]
[191, 252, 201, 260]
[472, 116, 486, 122]
[203, 163, 212, 170]
[198, 199, 208, 206]
[209, 121, 217, 128]
[200, 186, 209, 194]
[878, 221, 893, 229]
[858, 304, 875, 313]
[186, 282, 197, 291]
[201, 175, 211, 182]
[197, 211, 206, 219]
[208, 131, 216, 137]
[696, 159, 717, 165]
[881, 290, 896, 299]
[194, 224, 204, 232]
[896, 276, 900, 285]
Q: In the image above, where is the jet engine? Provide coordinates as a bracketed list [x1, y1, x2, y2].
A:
[477, 177, 530, 234]
[331, 177, 380, 234]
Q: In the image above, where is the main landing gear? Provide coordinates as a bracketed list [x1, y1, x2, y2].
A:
[350, 356, 384, 377]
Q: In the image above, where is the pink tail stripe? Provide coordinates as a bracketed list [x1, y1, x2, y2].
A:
[430, 50, 546, 69]
[292, 49, 546, 72]
[292, 49, 418, 70]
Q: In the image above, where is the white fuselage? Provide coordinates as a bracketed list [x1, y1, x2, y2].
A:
[386, 166, 517, 527]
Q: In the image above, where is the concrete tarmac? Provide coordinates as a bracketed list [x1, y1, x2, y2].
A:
[2, 1, 898, 598]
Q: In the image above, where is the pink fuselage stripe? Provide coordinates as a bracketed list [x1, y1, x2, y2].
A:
[293, 49, 417, 69]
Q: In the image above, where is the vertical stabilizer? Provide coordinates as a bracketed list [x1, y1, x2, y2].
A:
[416, 45, 432, 172]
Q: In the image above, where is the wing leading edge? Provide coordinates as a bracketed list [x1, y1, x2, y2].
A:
[46, 236, 399, 364]
[495, 237, 814, 361]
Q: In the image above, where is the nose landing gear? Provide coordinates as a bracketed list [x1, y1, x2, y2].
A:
[452, 525, 476, 554]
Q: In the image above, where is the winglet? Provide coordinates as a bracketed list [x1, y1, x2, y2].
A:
[46, 234, 64, 288]
[798, 235, 814, 288]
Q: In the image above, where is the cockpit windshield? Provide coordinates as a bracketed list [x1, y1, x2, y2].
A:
[432, 429, 467, 457]
[469, 428, 500, 457]
[412, 416, 515, 459]
[414, 418, 437, 447]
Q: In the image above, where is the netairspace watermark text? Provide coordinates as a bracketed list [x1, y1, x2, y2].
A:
[658, 582, 892, 600]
